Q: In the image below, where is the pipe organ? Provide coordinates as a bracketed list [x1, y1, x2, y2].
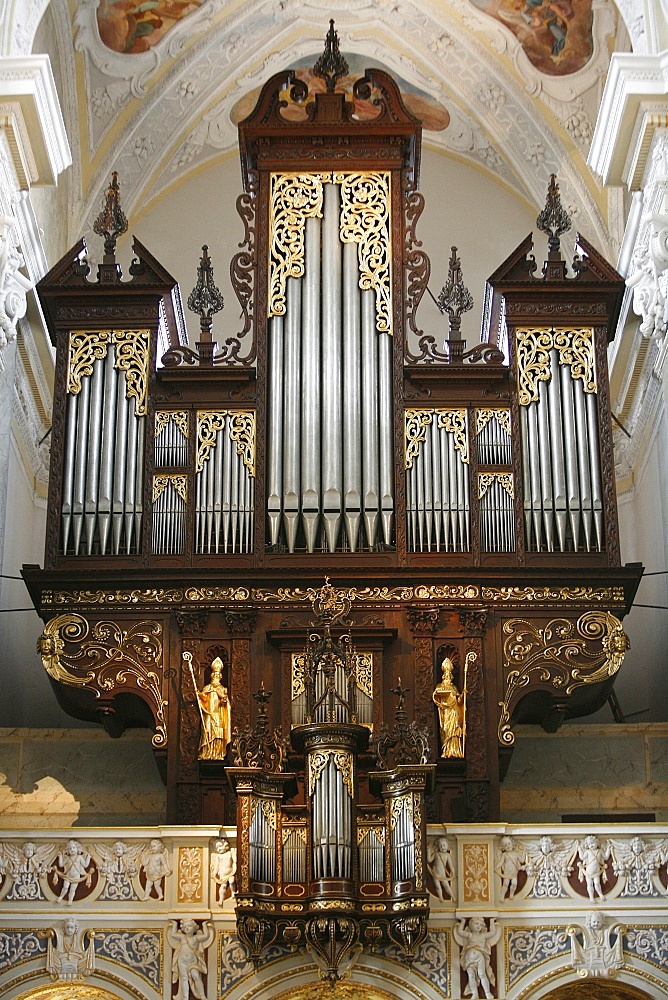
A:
[25, 22, 642, 981]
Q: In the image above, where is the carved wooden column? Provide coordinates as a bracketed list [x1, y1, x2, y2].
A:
[172, 612, 209, 824]
[406, 608, 440, 757]
[226, 610, 258, 731]
[458, 609, 491, 820]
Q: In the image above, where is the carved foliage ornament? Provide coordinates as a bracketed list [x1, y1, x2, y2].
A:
[196, 409, 255, 475]
[68, 329, 151, 416]
[516, 327, 596, 406]
[498, 611, 629, 745]
[405, 409, 468, 469]
[268, 172, 391, 336]
[37, 613, 167, 747]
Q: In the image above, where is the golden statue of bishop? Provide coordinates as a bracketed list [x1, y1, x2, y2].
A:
[195, 657, 232, 760]
[432, 656, 467, 758]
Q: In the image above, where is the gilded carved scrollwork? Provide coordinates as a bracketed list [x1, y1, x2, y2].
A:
[498, 611, 630, 745]
[338, 171, 392, 336]
[478, 472, 514, 500]
[405, 409, 468, 469]
[268, 171, 391, 335]
[475, 408, 511, 438]
[68, 329, 151, 416]
[268, 173, 327, 317]
[308, 750, 354, 797]
[36, 613, 167, 748]
[152, 475, 188, 503]
[155, 410, 188, 438]
[196, 410, 256, 476]
[516, 327, 596, 406]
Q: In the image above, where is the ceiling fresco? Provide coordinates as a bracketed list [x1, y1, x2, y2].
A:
[471, 0, 594, 75]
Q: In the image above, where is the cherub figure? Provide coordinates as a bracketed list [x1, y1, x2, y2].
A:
[46, 918, 95, 981]
[567, 911, 625, 977]
[52, 840, 94, 904]
[611, 835, 663, 896]
[210, 839, 237, 904]
[453, 916, 501, 999]
[525, 835, 573, 898]
[427, 836, 454, 901]
[1, 841, 54, 900]
[167, 918, 215, 1000]
[495, 836, 525, 900]
[576, 835, 611, 902]
[95, 840, 142, 901]
[141, 838, 172, 900]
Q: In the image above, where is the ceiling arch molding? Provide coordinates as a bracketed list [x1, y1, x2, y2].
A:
[70, 2, 616, 256]
[511, 966, 668, 1000]
[221, 950, 447, 1000]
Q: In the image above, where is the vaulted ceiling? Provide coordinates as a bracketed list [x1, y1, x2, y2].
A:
[37, 0, 630, 258]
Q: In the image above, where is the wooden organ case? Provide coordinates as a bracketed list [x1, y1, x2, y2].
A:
[25, 28, 641, 944]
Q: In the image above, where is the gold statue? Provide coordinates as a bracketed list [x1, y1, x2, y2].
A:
[432, 656, 467, 758]
[194, 656, 232, 760]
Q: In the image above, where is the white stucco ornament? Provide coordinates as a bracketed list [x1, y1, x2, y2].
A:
[567, 911, 625, 978]
[0, 212, 30, 357]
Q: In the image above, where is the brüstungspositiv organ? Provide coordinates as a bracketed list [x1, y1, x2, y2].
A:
[24, 24, 641, 964]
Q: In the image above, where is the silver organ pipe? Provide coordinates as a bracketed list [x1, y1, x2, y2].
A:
[322, 182, 343, 553]
[391, 797, 415, 883]
[359, 829, 384, 883]
[311, 754, 352, 880]
[302, 217, 321, 553]
[249, 801, 276, 884]
[476, 411, 514, 553]
[266, 173, 393, 553]
[152, 476, 186, 555]
[406, 410, 469, 553]
[343, 241, 361, 551]
[194, 412, 255, 554]
[518, 328, 603, 552]
[282, 828, 307, 883]
[62, 338, 146, 556]
[479, 474, 515, 552]
[283, 277, 302, 553]
[267, 315, 284, 546]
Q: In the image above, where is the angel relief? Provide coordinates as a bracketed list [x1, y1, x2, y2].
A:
[470, 0, 594, 76]
[95, 840, 142, 900]
[0, 841, 55, 900]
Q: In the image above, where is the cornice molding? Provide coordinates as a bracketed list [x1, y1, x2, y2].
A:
[0, 54, 71, 185]
[589, 49, 668, 187]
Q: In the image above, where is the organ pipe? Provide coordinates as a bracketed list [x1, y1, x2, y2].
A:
[266, 172, 393, 553]
[62, 332, 148, 556]
[517, 327, 603, 553]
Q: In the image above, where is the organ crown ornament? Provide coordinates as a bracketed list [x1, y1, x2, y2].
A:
[313, 19, 348, 93]
[537, 174, 571, 257]
[93, 172, 128, 258]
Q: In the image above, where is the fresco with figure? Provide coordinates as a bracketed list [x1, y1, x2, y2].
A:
[471, 0, 594, 74]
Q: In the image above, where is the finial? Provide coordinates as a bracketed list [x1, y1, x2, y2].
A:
[537, 174, 571, 256]
[253, 681, 272, 720]
[93, 172, 128, 258]
[436, 246, 473, 341]
[391, 677, 409, 714]
[187, 245, 224, 340]
[312, 20, 348, 94]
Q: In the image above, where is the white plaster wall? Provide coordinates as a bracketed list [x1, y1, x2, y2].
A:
[0, 434, 81, 727]
[607, 406, 668, 723]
